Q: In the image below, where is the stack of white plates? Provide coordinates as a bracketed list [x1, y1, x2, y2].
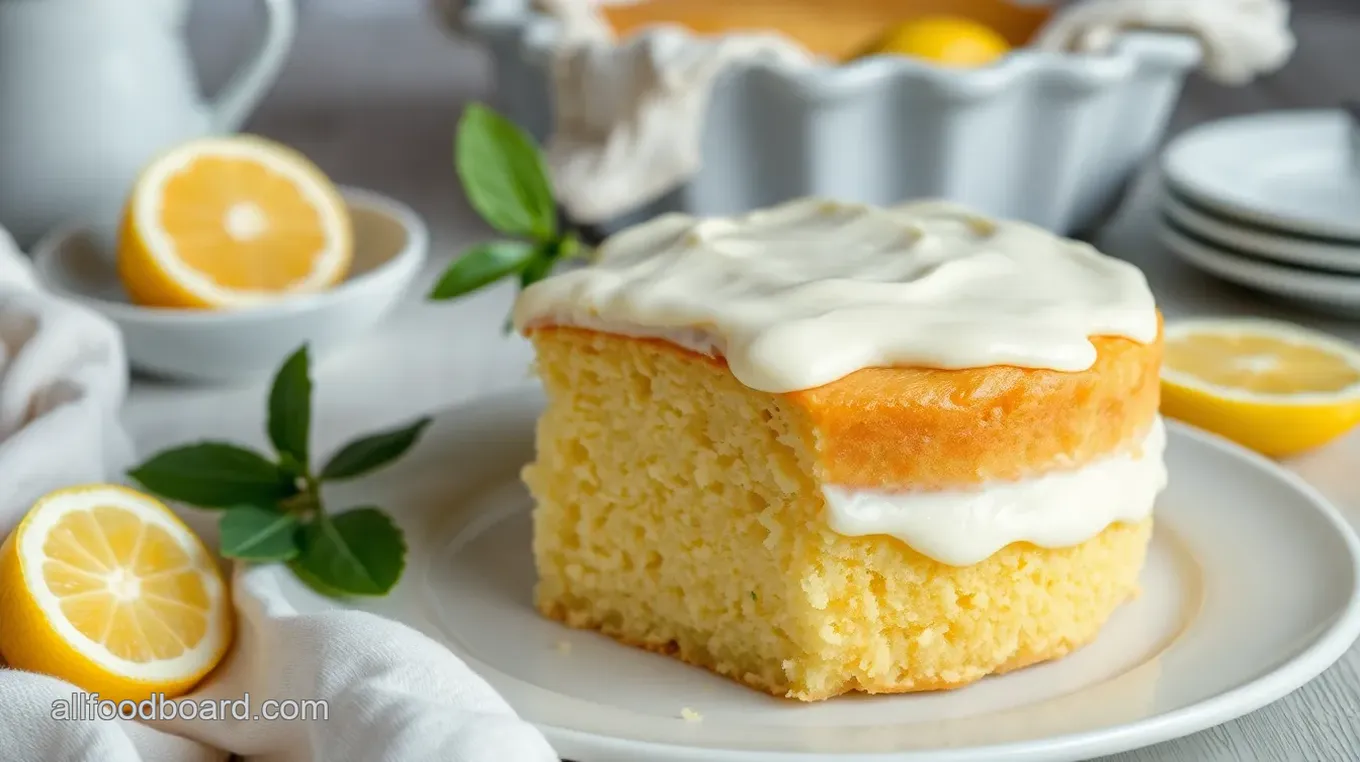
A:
[1158, 109, 1360, 317]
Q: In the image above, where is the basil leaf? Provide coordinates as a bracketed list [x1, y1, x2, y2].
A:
[499, 248, 559, 335]
[320, 417, 432, 481]
[554, 230, 585, 262]
[519, 248, 557, 289]
[429, 241, 536, 301]
[278, 451, 306, 478]
[128, 443, 296, 507]
[293, 507, 406, 596]
[456, 103, 558, 240]
[267, 345, 312, 468]
[219, 505, 299, 561]
[288, 557, 351, 598]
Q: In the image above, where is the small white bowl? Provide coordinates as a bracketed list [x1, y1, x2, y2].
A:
[31, 187, 427, 383]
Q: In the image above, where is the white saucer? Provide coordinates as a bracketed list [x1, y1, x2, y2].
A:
[1161, 110, 1360, 241]
[30, 187, 427, 383]
[1159, 220, 1360, 318]
[1163, 190, 1360, 274]
[264, 387, 1360, 762]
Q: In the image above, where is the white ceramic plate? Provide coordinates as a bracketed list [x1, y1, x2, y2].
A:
[1163, 190, 1360, 274]
[272, 388, 1360, 762]
[1158, 220, 1360, 318]
[1161, 110, 1360, 241]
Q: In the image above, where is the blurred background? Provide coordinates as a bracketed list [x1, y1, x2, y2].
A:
[187, 0, 1357, 239]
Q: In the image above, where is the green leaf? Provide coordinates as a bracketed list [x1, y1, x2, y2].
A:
[288, 557, 351, 598]
[554, 230, 585, 262]
[128, 443, 297, 507]
[429, 241, 536, 301]
[292, 507, 406, 596]
[519, 248, 556, 289]
[267, 346, 312, 468]
[455, 102, 558, 240]
[278, 451, 306, 478]
[320, 417, 433, 481]
[500, 246, 561, 334]
[219, 505, 300, 561]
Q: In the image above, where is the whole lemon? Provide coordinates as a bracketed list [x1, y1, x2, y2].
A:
[862, 16, 1011, 67]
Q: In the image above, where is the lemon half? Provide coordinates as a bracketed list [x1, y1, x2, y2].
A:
[0, 485, 233, 703]
[117, 135, 352, 311]
[1160, 318, 1360, 457]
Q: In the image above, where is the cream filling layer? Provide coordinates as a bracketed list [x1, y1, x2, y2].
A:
[821, 417, 1168, 566]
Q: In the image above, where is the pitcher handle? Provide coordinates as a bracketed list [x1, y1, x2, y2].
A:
[210, 0, 298, 133]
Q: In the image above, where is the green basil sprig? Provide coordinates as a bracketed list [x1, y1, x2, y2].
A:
[428, 103, 590, 328]
[127, 346, 430, 598]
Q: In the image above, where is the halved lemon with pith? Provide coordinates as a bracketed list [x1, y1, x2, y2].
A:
[1160, 318, 1360, 457]
[0, 485, 232, 703]
[117, 135, 352, 310]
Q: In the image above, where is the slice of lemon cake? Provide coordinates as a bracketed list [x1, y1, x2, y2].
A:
[514, 198, 1166, 701]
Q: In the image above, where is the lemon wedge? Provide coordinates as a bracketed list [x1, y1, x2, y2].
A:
[1160, 318, 1360, 457]
[117, 135, 353, 310]
[861, 16, 1011, 67]
[0, 485, 233, 703]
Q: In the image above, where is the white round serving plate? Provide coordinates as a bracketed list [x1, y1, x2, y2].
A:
[1162, 190, 1360, 274]
[1158, 220, 1360, 318]
[1161, 110, 1360, 241]
[272, 387, 1360, 762]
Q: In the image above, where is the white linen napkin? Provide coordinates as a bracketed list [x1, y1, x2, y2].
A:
[535, 0, 812, 224]
[0, 227, 558, 762]
[1034, 0, 1295, 85]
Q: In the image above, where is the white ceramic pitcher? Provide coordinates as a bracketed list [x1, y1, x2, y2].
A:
[0, 0, 297, 248]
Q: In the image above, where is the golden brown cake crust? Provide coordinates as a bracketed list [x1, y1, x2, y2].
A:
[528, 318, 1163, 489]
[790, 316, 1164, 488]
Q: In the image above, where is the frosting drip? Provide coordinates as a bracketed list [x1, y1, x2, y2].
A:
[514, 197, 1158, 393]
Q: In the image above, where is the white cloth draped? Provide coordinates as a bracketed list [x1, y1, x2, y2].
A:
[0, 227, 558, 762]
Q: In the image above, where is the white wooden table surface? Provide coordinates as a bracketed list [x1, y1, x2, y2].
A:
[128, 3, 1360, 760]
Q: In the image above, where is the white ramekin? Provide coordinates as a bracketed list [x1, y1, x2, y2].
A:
[461, 0, 1201, 236]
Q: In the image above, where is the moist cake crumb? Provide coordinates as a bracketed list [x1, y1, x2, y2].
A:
[518, 199, 1164, 701]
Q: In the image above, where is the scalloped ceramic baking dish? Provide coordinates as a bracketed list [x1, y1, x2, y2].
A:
[461, 0, 1201, 235]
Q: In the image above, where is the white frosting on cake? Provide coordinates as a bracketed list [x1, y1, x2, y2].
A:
[513, 197, 1158, 393]
[822, 417, 1167, 566]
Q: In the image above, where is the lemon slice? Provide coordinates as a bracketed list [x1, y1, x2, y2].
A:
[861, 16, 1011, 67]
[1160, 318, 1360, 457]
[0, 485, 233, 703]
[117, 135, 353, 310]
